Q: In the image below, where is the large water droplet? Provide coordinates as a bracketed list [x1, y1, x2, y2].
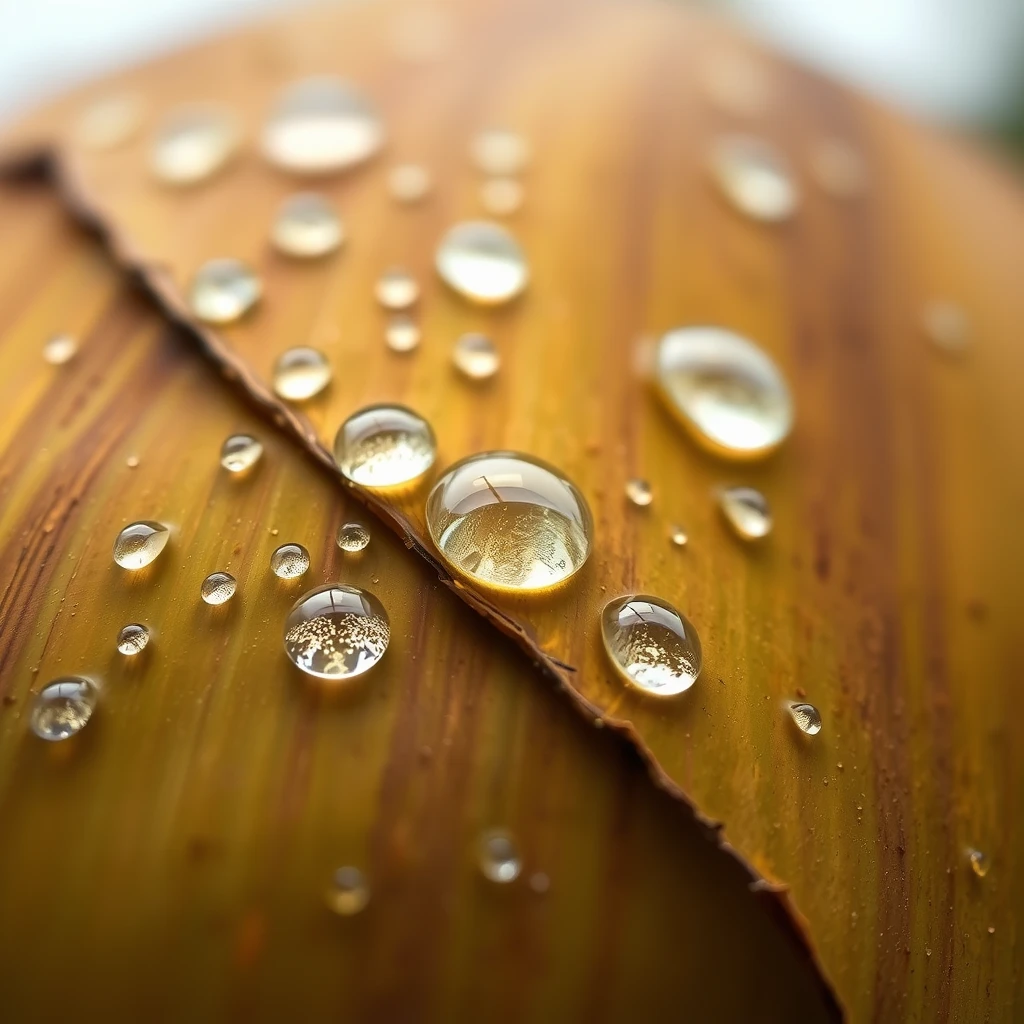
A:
[325, 866, 371, 915]
[967, 848, 990, 878]
[426, 451, 593, 593]
[922, 301, 970, 354]
[336, 522, 370, 553]
[116, 623, 150, 656]
[113, 521, 170, 569]
[375, 268, 419, 310]
[625, 479, 652, 507]
[601, 595, 702, 696]
[477, 829, 521, 883]
[271, 543, 310, 579]
[31, 677, 97, 741]
[283, 584, 390, 679]
[384, 314, 420, 353]
[271, 193, 344, 258]
[220, 433, 263, 473]
[75, 93, 143, 151]
[479, 177, 524, 217]
[334, 404, 436, 489]
[189, 259, 261, 324]
[718, 486, 772, 540]
[710, 136, 798, 222]
[452, 333, 499, 380]
[201, 571, 237, 605]
[261, 77, 383, 175]
[656, 326, 793, 458]
[151, 104, 239, 185]
[787, 701, 822, 735]
[388, 163, 432, 203]
[470, 130, 530, 176]
[43, 334, 78, 365]
[272, 347, 332, 401]
[436, 221, 527, 305]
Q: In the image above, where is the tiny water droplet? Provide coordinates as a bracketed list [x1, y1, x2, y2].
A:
[271, 543, 310, 579]
[75, 93, 143, 150]
[43, 334, 78, 365]
[201, 571, 237, 605]
[284, 584, 390, 679]
[113, 521, 170, 569]
[375, 267, 419, 310]
[116, 623, 150, 656]
[436, 221, 527, 305]
[710, 136, 798, 222]
[967, 848, 990, 878]
[922, 301, 970, 354]
[325, 866, 370, 915]
[384, 314, 420, 353]
[670, 526, 688, 547]
[333, 404, 436, 489]
[470, 130, 530, 176]
[426, 451, 593, 592]
[220, 433, 263, 473]
[625, 479, 652, 506]
[272, 347, 332, 401]
[477, 829, 521, 883]
[480, 177, 524, 216]
[271, 193, 344, 258]
[31, 677, 97, 741]
[787, 702, 822, 735]
[151, 104, 238, 185]
[810, 138, 867, 199]
[718, 486, 772, 540]
[602, 595, 702, 696]
[189, 259, 261, 324]
[336, 522, 370, 553]
[452, 333, 499, 380]
[388, 163, 432, 203]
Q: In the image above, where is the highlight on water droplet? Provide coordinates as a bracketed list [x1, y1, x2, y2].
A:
[31, 677, 98, 741]
[283, 583, 390, 679]
[477, 829, 521, 883]
[271, 193, 344, 258]
[922, 300, 970, 354]
[384, 314, 420, 353]
[189, 259, 261, 324]
[470, 129, 530, 176]
[220, 433, 263, 473]
[787, 701, 822, 735]
[425, 451, 593, 593]
[201, 571, 237, 605]
[43, 334, 78, 365]
[452, 333, 499, 380]
[325, 866, 371, 915]
[718, 485, 772, 540]
[966, 848, 990, 878]
[272, 347, 332, 401]
[601, 595, 702, 696]
[375, 267, 419, 310]
[336, 522, 370, 553]
[710, 135, 798, 223]
[271, 543, 310, 580]
[479, 177, 524, 217]
[113, 521, 170, 570]
[656, 326, 793, 458]
[809, 138, 867, 199]
[388, 163, 432, 203]
[116, 623, 150, 656]
[670, 526, 688, 547]
[625, 479, 653, 507]
[75, 93, 143, 151]
[333, 404, 436, 489]
[436, 221, 528, 305]
[150, 104, 239, 185]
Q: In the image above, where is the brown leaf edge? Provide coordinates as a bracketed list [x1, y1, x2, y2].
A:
[0, 145, 843, 1021]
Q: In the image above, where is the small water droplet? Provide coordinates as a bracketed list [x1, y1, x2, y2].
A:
[220, 433, 263, 473]
[670, 526, 688, 547]
[43, 334, 77, 365]
[271, 543, 310, 579]
[113, 521, 170, 569]
[262, 77, 383, 175]
[384, 314, 420, 353]
[470, 130, 530, 176]
[334, 404, 436, 489]
[272, 347, 332, 401]
[126, 455, 140, 469]
[31, 677, 97, 741]
[325, 866, 370, 915]
[967, 848, 990, 878]
[189, 259, 261, 324]
[602, 595, 702, 696]
[375, 268, 419, 310]
[477, 829, 521, 883]
[151, 104, 239, 185]
[426, 451, 593, 592]
[284, 583, 390, 679]
[337, 522, 370, 553]
[388, 163, 432, 203]
[810, 138, 867, 199]
[787, 702, 822, 735]
[922, 301, 970, 354]
[656, 327, 793, 458]
[201, 571, 237, 605]
[116, 623, 150, 656]
[452, 333, 499, 380]
[718, 486, 772, 540]
[436, 221, 527, 305]
[271, 193, 344, 258]
[710, 136, 798, 222]
[75, 93, 143, 150]
[480, 177, 524, 216]
[625, 479, 652, 506]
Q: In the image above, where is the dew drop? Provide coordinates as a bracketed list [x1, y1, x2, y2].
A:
[470, 130, 530, 176]
[272, 347, 332, 401]
[151, 104, 238, 185]
[31, 677, 97, 741]
[436, 221, 527, 305]
[967, 848, 990, 878]
[337, 522, 370, 553]
[922, 301, 970, 354]
[283, 583, 390, 679]
[271, 543, 310, 579]
[201, 571, 237, 605]
[116, 623, 150, 656]
[625, 479, 652, 507]
[388, 163, 432, 203]
[810, 138, 867, 199]
[261, 77, 383, 175]
[384, 314, 421, 353]
[334, 404, 436, 489]
[718, 486, 772, 540]
[477, 829, 521, 883]
[43, 334, 78, 365]
[271, 193, 344, 258]
[375, 267, 419, 310]
[787, 702, 822, 735]
[220, 433, 263, 473]
[75, 93, 143, 151]
[479, 177, 524, 216]
[113, 521, 170, 570]
[426, 451, 593, 593]
[710, 136, 798, 222]
[670, 526, 688, 547]
[325, 866, 370, 915]
[189, 259, 261, 324]
[656, 326, 793, 458]
[452, 333, 499, 380]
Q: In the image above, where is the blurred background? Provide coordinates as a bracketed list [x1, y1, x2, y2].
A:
[1, 0, 1023, 157]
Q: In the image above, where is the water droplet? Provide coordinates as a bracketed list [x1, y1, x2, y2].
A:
[336, 522, 370, 553]
[151, 104, 238, 185]
[625, 479, 652, 506]
[470, 130, 530, 176]
[452, 333, 499, 380]
[43, 334, 77, 365]
[384, 314, 420, 353]
[189, 259, 261, 324]
[271, 543, 310, 579]
[477, 829, 521, 883]
[325, 866, 370, 915]
[670, 526, 688, 547]
[436, 221, 527, 305]
[334, 404, 436, 488]
[75, 93, 143, 151]
[787, 702, 822, 735]
[375, 267, 419, 310]
[922, 301, 970, 354]
[262, 77, 383, 175]
[271, 193, 344, 258]
[480, 177, 524, 216]
[967, 848, 990, 878]
[116, 623, 150, 656]
[284, 583, 390, 679]
[426, 451, 593, 592]
[126, 455, 140, 469]
[113, 521, 170, 570]
[220, 433, 263, 473]
[388, 163, 432, 203]
[718, 486, 772, 540]
[201, 571, 237, 605]
[31, 677, 97, 741]
[710, 136, 798, 222]
[810, 138, 867, 199]
[272, 347, 332, 401]
[601, 595, 702, 696]
[656, 326, 793, 458]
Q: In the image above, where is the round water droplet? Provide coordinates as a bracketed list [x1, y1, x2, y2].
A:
[201, 571, 237, 605]
[810, 138, 867, 199]
[43, 334, 78, 365]
[452, 333, 499, 380]
[470, 130, 530, 176]
[967, 848, 990, 878]
[670, 526, 688, 547]
[384, 314, 420, 353]
[601, 595, 702, 696]
[375, 268, 419, 310]
[283, 583, 390, 679]
[477, 829, 521, 883]
[75, 93, 143, 151]
[113, 521, 170, 570]
[325, 866, 370, 915]
[261, 77, 383, 175]
[479, 177, 524, 216]
[710, 136, 798, 223]
[922, 301, 970, 354]
[272, 347, 332, 401]
[436, 221, 527, 305]
[336, 522, 370, 553]
[116, 623, 150, 656]
[31, 677, 97, 741]
[388, 163, 432, 203]
[151, 104, 238, 185]
[426, 451, 593, 593]
[189, 259, 261, 324]
[220, 433, 263, 473]
[271, 193, 344, 258]
[334, 404, 436, 489]
[787, 701, 822, 735]
[656, 326, 793, 458]
[625, 479, 652, 507]
[271, 543, 310, 579]
[718, 486, 772, 540]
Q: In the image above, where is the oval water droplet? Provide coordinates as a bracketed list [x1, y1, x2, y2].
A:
[113, 521, 170, 570]
[201, 571, 237, 605]
[75, 93, 143, 151]
[283, 583, 390, 679]
[479, 177, 524, 217]
[220, 433, 263, 473]
[271, 543, 310, 579]
[43, 334, 78, 365]
[710, 136, 798, 222]
[189, 259, 261, 324]
[967, 848, 990, 878]
[336, 522, 370, 553]
[625, 479, 652, 507]
[384, 314, 420, 353]
[375, 268, 419, 310]
[922, 301, 970, 354]
[452, 333, 499, 380]
[151, 104, 238, 185]
[477, 829, 521, 883]
[31, 677, 98, 741]
[333, 404, 436, 489]
[388, 163, 432, 203]
[272, 347, 332, 401]
[426, 451, 593, 593]
[787, 702, 822, 735]
[470, 130, 530, 176]
[271, 193, 344, 258]
[436, 221, 527, 305]
[116, 623, 150, 656]
[325, 866, 370, 915]
[718, 486, 772, 540]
